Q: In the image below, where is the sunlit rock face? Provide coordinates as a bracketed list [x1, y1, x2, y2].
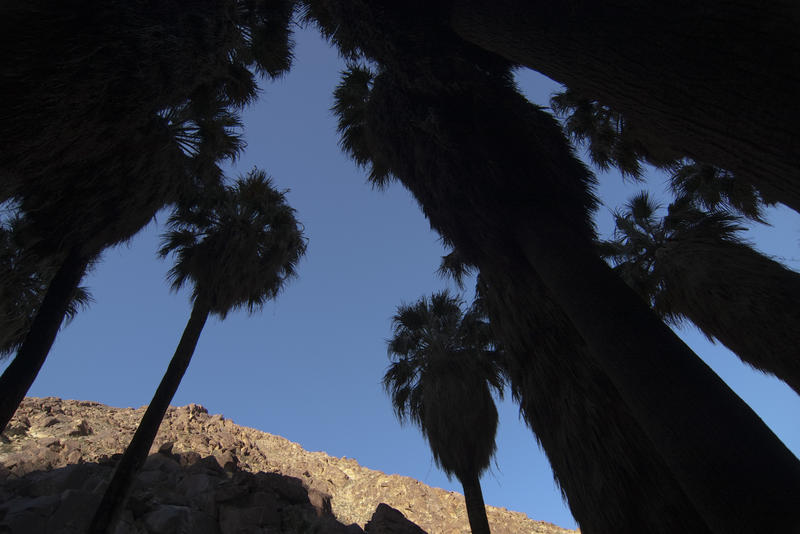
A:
[0, 397, 576, 534]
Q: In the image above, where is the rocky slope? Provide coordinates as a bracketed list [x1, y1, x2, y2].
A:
[0, 397, 576, 534]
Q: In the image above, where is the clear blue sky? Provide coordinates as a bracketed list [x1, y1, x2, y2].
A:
[12, 27, 800, 531]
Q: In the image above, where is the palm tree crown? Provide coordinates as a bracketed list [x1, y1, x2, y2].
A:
[159, 168, 306, 317]
[385, 291, 503, 481]
[599, 192, 800, 395]
[598, 192, 746, 322]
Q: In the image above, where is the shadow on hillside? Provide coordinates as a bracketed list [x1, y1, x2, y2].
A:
[0, 449, 425, 534]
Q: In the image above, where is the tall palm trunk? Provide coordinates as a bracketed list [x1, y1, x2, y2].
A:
[89, 300, 210, 534]
[446, 0, 800, 212]
[517, 222, 800, 533]
[479, 264, 711, 533]
[460, 473, 491, 534]
[0, 247, 90, 432]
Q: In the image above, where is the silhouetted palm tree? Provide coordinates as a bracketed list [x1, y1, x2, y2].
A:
[314, 5, 800, 529]
[437, 1, 800, 213]
[89, 169, 306, 533]
[599, 193, 800, 395]
[439, 251, 711, 534]
[0, 0, 296, 432]
[0, 116, 191, 433]
[384, 291, 503, 534]
[0, 215, 91, 357]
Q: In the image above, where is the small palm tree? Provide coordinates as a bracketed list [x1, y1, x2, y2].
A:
[384, 291, 503, 534]
[599, 192, 800, 395]
[89, 169, 306, 533]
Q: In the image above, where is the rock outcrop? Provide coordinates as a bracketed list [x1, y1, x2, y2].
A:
[0, 397, 576, 534]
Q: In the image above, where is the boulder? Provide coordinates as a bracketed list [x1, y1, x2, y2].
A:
[365, 504, 428, 534]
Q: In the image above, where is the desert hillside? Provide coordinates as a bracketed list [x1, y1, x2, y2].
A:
[0, 397, 576, 534]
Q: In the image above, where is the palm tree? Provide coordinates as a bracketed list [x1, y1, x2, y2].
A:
[384, 291, 503, 534]
[0, 215, 92, 358]
[89, 169, 307, 533]
[599, 193, 800, 395]
[437, 1, 800, 213]
[0, 0, 297, 432]
[0, 115, 192, 433]
[440, 251, 711, 534]
[311, 6, 800, 529]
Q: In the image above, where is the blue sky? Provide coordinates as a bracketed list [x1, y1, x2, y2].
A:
[11, 27, 800, 531]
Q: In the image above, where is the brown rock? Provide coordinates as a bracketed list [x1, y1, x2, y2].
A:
[0, 398, 578, 534]
[365, 504, 428, 534]
[68, 419, 92, 437]
[213, 450, 238, 471]
[175, 450, 202, 467]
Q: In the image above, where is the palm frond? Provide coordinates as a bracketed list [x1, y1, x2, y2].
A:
[332, 65, 393, 187]
[437, 249, 475, 289]
[669, 161, 771, 222]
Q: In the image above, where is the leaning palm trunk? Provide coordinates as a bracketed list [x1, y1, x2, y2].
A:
[89, 300, 210, 534]
[0, 247, 91, 432]
[460, 473, 491, 534]
[363, 66, 800, 532]
[655, 238, 800, 396]
[445, 0, 800, 213]
[479, 263, 711, 533]
[517, 221, 800, 533]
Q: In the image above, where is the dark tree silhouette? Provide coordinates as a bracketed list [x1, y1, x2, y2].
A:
[442, 0, 800, 213]
[0, 117, 191, 433]
[89, 170, 307, 533]
[440, 251, 711, 534]
[384, 291, 503, 534]
[0, 215, 91, 357]
[599, 193, 800, 395]
[310, 3, 800, 530]
[0, 0, 295, 432]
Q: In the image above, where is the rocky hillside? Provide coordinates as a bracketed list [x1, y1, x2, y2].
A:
[0, 397, 576, 534]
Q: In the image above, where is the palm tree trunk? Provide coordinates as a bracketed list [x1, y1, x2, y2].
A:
[88, 300, 210, 534]
[460, 474, 491, 534]
[480, 266, 712, 533]
[447, 0, 800, 212]
[0, 247, 89, 432]
[516, 222, 800, 533]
